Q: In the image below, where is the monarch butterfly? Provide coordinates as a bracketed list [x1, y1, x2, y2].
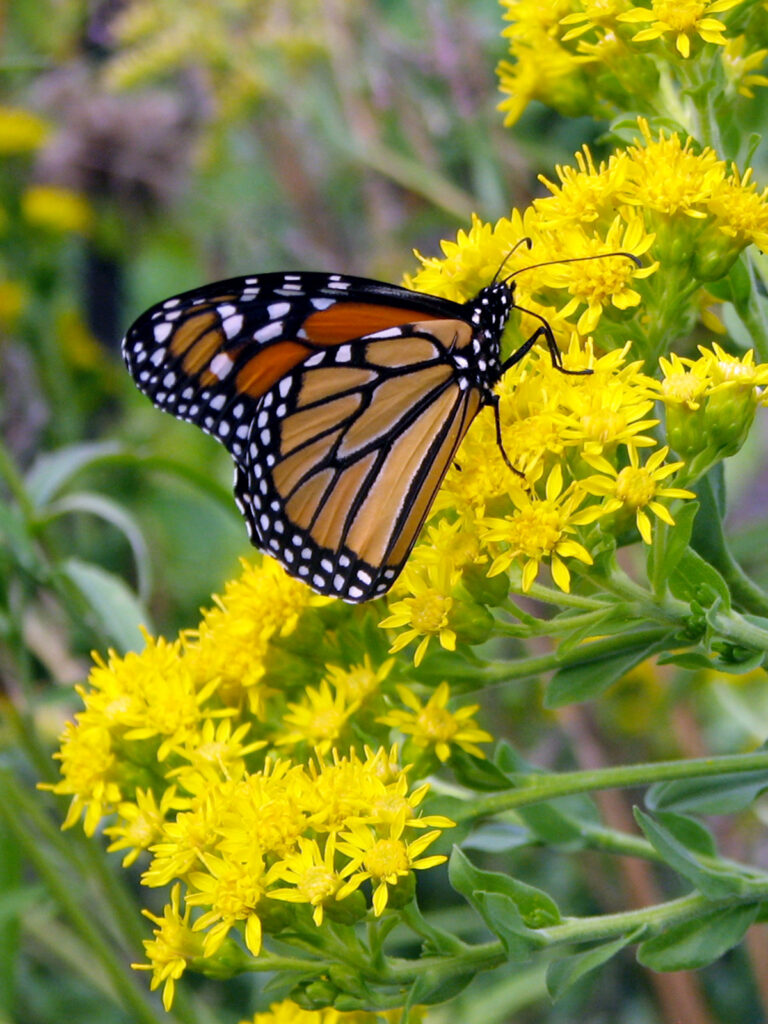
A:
[123, 252, 637, 602]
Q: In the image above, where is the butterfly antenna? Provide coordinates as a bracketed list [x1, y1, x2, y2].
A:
[491, 237, 534, 285]
[503, 250, 641, 283]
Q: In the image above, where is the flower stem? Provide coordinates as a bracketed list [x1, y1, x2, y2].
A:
[452, 749, 768, 822]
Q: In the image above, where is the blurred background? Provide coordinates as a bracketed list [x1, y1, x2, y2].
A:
[4, 2, 768, 1024]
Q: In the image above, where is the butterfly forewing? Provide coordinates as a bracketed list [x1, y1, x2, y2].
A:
[122, 272, 463, 462]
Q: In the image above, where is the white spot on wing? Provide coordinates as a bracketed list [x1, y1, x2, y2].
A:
[254, 321, 283, 343]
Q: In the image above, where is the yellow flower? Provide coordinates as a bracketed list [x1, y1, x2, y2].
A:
[41, 719, 122, 835]
[275, 681, 361, 756]
[266, 835, 345, 926]
[581, 446, 695, 543]
[191, 557, 327, 715]
[658, 351, 710, 410]
[169, 718, 266, 790]
[379, 563, 459, 666]
[482, 464, 601, 592]
[536, 147, 630, 229]
[132, 885, 204, 1011]
[560, 0, 633, 42]
[706, 166, 768, 253]
[617, 0, 742, 59]
[621, 120, 725, 219]
[336, 813, 446, 917]
[497, 33, 595, 126]
[722, 35, 768, 97]
[187, 850, 267, 956]
[323, 655, 394, 703]
[0, 106, 50, 153]
[22, 185, 93, 234]
[539, 213, 656, 333]
[378, 682, 493, 762]
[105, 787, 181, 867]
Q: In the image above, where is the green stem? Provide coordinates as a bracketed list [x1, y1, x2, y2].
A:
[381, 887, 768, 989]
[0, 436, 35, 520]
[0, 786, 167, 1024]
[740, 256, 768, 362]
[710, 608, 768, 651]
[482, 626, 671, 685]
[452, 749, 768, 822]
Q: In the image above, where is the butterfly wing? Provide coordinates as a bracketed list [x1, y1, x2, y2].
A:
[123, 272, 481, 600]
[237, 321, 483, 600]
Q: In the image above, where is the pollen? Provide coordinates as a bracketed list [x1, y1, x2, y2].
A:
[363, 838, 410, 879]
[410, 592, 452, 633]
[417, 705, 459, 743]
[298, 866, 338, 903]
[615, 466, 657, 508]
[662, 372, 706, 407]
[506, 506, 564, 557]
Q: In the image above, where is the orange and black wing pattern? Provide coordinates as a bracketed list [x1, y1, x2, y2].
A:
[122, 271, 505, 600]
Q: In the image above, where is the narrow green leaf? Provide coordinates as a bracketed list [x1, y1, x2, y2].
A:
[546, 633, 669, 707]
[658, 499, 699, 576]
[25, 441, 123, 507]
[59, 558, 151, 652]
[669, 549, 731, 612]
[655, 812, 716, 857]
[547, 930, 641, 1001]
[634, 809, 743, 897]
[450, 749, 516, 792]
[45, 491, 152, 601]
[647, 761, 768, 815]
[637, 904, 759, 971]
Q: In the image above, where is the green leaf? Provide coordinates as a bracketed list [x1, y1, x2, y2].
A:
[634, 809, 744, 897]
[652, 500, 699, 579]
[669, 549, 731, 612]
[45, 492, 152, 601]
[547, 930, 641, 1001]
[450, 749, 516, 791]
[406, 969, 474, 1007]
[655, 812, 716, 857]
[637, 904, 759, 971]
[546, 632, 670, 707]
[25, 441, 123, 507]
[647, 761, 768, 815]
[449, 847, 558, 956]
[59, 558, 151, 652]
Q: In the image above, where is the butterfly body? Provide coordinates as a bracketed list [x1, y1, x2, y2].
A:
[123, 271, 517, 601]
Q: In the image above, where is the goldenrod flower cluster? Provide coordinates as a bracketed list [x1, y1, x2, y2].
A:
[497, 0, 767, 126]
[379, 118, 768, 663]
[44, 559, 487, 1006]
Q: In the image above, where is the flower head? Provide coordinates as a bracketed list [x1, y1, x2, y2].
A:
[482, 465, 601, 592]
[379, 682, 493, 763]
[581, 446, 695, 543]
[617, 0, 742, 59]
[336, 813, 446, 916]
[132, 885, 204, 1011]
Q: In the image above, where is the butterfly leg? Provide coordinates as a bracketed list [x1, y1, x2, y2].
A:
[502, 311, 592, 377]
[489, 394, 525, 479]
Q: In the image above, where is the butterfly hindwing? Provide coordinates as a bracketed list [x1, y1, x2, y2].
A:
[234, 323, 483, 600]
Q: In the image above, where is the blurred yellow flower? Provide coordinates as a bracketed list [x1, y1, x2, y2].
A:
[0, 106, 50, 153]
[22, 185, 93, 234]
